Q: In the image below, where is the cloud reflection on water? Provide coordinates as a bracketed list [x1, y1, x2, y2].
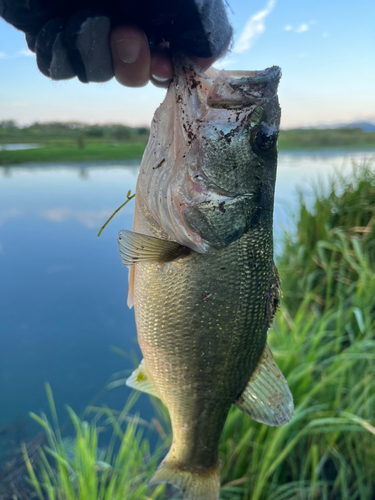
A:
[42, 208, 114, 229]
[0, 208, 22, 227]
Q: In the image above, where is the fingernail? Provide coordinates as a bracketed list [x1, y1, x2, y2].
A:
[151, 74, 170, 82]
[114, 38, 141, 63]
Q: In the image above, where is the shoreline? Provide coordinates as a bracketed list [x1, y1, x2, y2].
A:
[1, 142, 375, 166]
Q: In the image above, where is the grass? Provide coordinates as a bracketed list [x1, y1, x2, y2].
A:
[0, 121, 149, 143]
[278, 128, 375, 150]
[0, 141, 147, 165]
[23, 163, 375, 499]
[218, 238, 375, 499]
[278, 163, 375, 314]
[23, 385, 167, 500]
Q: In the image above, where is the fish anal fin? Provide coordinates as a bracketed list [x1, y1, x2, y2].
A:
[118, 230, 183, 267]
[126, 359, 159, 398]
[149, 451, 220, 500]
[236, 344, 293, 426]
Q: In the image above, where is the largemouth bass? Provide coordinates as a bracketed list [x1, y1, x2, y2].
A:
[118, 57, 293, 500]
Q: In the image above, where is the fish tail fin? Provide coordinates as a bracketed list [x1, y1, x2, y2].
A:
[149, 452, 220, 500]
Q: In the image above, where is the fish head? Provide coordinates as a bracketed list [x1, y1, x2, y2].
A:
[136, 58, 281, 252]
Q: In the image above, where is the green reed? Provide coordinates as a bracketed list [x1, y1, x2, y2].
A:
[23, 385, 166, 500]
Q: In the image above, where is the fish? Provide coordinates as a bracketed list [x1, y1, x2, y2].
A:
[117, 56, 293, 500]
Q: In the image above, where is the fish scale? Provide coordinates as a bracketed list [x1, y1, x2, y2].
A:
[134, 212, 274, 468]
[118, 57, 293, 500]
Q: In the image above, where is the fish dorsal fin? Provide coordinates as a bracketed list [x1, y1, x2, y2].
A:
[236, 344, 294, 426]
[126, 359, 159, 398]
[118, 230, 182, 266]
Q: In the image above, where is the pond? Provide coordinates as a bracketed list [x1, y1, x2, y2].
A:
[0, 150, 373, 447]
[0, 143, 43, 151]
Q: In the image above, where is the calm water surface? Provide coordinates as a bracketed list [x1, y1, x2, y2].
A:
[0, 143, 42, 151]
[0, 150, 373, 445]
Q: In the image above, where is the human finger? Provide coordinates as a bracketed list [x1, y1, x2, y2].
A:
[149, 51, 220, 89]
[150, 44, 174, 88]
[110, 24, 151, 88]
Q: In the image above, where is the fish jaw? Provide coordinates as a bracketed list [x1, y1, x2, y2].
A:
[136, 57, 281, 252]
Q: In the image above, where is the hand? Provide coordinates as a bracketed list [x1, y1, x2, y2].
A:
[110, 25, 217, 88]
[0, 0, 232, 85]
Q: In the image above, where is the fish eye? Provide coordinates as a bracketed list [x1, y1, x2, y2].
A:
[251, 124, 278, 154]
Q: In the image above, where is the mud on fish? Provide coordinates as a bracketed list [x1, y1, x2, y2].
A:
[117, 56, 293, 500]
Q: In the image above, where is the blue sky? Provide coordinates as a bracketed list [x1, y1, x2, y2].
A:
[0, 0, 374, 128]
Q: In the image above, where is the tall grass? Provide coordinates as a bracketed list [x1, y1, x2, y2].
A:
[25, 164, 375, 500]
[219, 237, 375, 499]
[23, 385, 166, 500]
[279, 163, 375, 313]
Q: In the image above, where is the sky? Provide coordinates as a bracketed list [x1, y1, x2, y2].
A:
[0, 0, 374, 129]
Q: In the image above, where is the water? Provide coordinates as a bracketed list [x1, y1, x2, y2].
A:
[0, 150, 373, 447]
[0, 143, 42, 151]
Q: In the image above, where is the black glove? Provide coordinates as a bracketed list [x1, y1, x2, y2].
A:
[0, 0, 232, 83]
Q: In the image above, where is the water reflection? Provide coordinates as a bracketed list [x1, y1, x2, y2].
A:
[42, 208, 114, 228]
[0, 143, 42, 151]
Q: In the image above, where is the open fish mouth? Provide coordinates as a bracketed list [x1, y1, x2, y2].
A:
[205, 65, 282, 109]
[136, 55, 281, 253]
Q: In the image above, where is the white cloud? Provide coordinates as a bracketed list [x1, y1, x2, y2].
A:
[18, 48, 34, 57]
[216, 57, 237, 68]
[233, 0, 276, 53]
[0, 48, 34, 60]
[295, 23, 309, 33]
[284, 21, 315, 34]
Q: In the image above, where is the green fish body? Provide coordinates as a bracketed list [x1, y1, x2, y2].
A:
[118, 59, 293, 500]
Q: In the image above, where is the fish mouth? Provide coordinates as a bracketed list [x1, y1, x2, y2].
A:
[137, 56, 281, 254]
[174, 56, 281, 110]
[205, 66, 281, 109]
[205, 66, 281, 82]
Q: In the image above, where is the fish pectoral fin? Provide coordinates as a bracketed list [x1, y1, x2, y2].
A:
[235, 343, 294, 427]
[118, 230, 183, 266]
[126, 359, 159, 398]
[149, 452, 220, 500]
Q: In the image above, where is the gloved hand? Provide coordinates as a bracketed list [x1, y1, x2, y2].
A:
[0, 0, 232, 86]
